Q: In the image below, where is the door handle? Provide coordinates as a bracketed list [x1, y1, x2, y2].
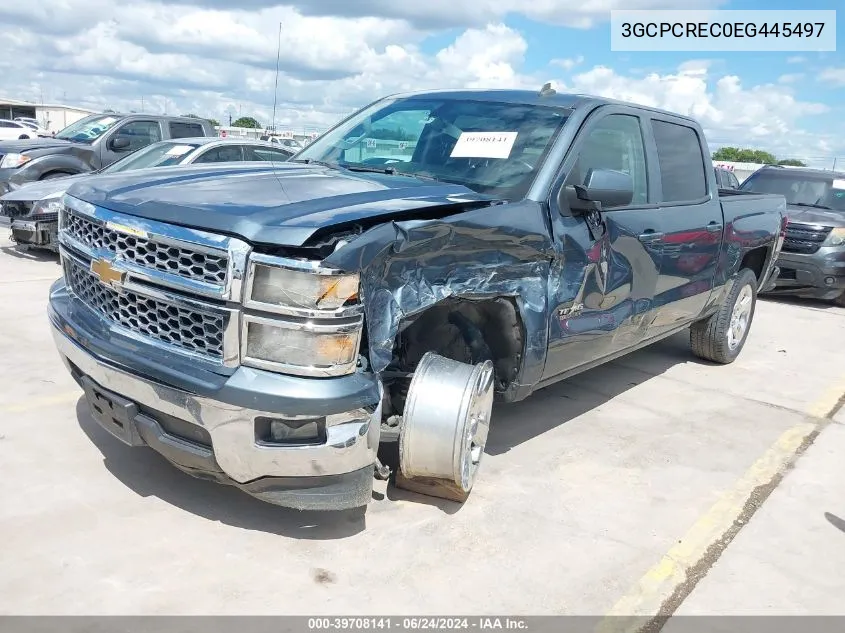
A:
[706, 222, 723, 233]
[638, 230, 664, 243]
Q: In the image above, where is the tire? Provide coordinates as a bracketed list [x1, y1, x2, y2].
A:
[690, 268, 758, 364]
[834, 291, 845, 307]
[18, 134, 30, 140]
[40, 172, 71, 180]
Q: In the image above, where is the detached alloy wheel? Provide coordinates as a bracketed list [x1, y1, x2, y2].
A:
[690, 268, 758, 364]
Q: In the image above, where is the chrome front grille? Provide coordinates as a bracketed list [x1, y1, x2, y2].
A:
[63, 256, 227, 359]
[65, 211, 229, 286]
[783, 222, 831, 254]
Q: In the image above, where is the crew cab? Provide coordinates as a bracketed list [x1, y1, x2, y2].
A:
[0, 113, 215, 193]
[739, 165, 845, 305]
[47, 89, 786, 512]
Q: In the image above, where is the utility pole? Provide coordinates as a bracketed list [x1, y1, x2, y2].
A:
[271, 21, 282, 133]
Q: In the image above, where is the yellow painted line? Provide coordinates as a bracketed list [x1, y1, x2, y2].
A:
[596, 420, 817, 633]
[1, 390, 81, 413]
[596, 375, 845, 633]
[807, 374, 845, 419]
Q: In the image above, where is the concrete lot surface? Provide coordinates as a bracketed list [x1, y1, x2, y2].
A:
[0, 234, 844, 619]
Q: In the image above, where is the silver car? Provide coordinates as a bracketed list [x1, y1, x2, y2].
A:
[0, 137, 294, 251]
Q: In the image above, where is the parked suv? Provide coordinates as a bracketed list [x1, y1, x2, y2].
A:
[0, 113, 216, 193]
[740, 165, 845, 304]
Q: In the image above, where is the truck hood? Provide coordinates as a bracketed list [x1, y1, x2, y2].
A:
[0, 138, 73, 154]
[785, 205, 845, 228]
[66, 163, 497, 247]
[1, 173, 87, 201]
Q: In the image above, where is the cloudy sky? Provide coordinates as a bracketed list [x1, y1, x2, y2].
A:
[1, 0, 843, 165]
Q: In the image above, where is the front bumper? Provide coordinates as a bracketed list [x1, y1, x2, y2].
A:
[49, 279, 383, 510]
[9, 217, 58, 249]
[766, 249, 845, 300]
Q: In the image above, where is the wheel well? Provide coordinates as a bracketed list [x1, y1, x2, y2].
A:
[740, 247, 768, 285]
[39, 171, 72, 180]
[384, 297, 524, 416]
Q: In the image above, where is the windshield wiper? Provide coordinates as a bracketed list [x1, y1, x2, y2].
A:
[343, 164, 397, 175]
[291, 158, 338, 169]
[791, 202, 833, 210]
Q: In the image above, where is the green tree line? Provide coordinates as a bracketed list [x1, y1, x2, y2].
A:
[712, 147, 806, 167]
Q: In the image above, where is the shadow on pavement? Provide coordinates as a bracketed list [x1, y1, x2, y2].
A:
[75, 397, 368, 540]
[74, 329, 702, 530]
[760, 294, 842, 311]
[0, 244, 59, 263]
[485, 330, 701, 456]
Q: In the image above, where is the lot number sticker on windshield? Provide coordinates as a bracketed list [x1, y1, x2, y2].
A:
[832, 179, 845, 191]
[166, 145, 194, 156]
[450, 132, 518, 159]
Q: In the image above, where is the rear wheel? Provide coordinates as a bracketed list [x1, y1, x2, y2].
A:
[833, 291, 845, 307]
[690, 268, 758, 364]
[18, 134, 30, 140]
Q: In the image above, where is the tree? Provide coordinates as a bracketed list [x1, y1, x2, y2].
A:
[777, 158, 806, 167]
[232, 116, 260, 129]
[712, 147, 777, 164]
[207, 118, 220, 127]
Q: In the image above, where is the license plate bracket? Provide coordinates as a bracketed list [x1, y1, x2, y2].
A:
[81, 376, 145, 446]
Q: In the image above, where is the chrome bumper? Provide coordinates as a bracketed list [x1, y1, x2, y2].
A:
[51, 322, 383, 484]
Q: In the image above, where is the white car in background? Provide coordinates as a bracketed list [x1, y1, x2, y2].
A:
[14, 118, 52, 137]
[0, 119, 37, 140]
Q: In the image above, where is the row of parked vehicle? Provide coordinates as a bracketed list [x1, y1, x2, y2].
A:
[0, 117, 53, 140]
[1, 89, 843, 515]
[0, 113, 295, 251]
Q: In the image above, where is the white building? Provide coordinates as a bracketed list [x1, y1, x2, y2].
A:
[0, 97, 99, 133]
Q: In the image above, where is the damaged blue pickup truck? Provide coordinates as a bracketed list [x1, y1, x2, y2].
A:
[48, 89, 787, 510]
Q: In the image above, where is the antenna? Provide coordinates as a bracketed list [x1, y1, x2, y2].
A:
[271, 21, 282, 133]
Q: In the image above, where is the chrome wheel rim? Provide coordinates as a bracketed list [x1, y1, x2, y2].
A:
[458, 364, 494, 491]
[727, 284, 753, 350]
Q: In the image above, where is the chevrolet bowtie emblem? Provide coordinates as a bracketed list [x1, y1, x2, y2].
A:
[90, 258, 126, 288]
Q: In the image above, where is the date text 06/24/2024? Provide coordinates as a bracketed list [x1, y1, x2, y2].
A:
[307, 617, 529, 630]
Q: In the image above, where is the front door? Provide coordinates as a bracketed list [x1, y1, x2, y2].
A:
[101, 120, 163, 167]
[542, 108, 665, 380]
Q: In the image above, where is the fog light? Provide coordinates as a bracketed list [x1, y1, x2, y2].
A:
[255, 416, 324, 445]
[824, 277, 836, 286]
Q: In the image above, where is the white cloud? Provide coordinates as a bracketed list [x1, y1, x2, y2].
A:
[550, 56, 584, 71]
[819, 67, 845, 86]
[778, 73, 803, 84]
[0, 0, 838, 164]
[786, 56, 806, 64]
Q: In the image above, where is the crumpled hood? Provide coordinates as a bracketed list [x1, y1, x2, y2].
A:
[65, 162, 496, 247]
[785, 205, 845, 228]
[1, 173, 87, 202]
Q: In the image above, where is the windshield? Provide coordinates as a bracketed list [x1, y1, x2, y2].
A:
[102, 141, 201, 173]
[55, 114, 122, 142]
[740, 171, 845, 212]
[294, 97, 569, 199]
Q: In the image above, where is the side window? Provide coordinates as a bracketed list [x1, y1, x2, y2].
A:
[170, 122, 205, 139]
[728, 172, 740, 188]
[565, 114, 648, 207]
[192, 145, 244, 163]
[652, 120, 707, 202]
[0, 121, 14, 128]
[113, 121, 162, 151]
[244, 146, 292, 162]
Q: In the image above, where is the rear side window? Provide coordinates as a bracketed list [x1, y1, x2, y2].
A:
[170, 121, 205, 139]
[652, 120, 707, 203]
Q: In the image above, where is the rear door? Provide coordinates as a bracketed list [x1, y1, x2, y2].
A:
[542, 107, 664, 380]
[645, 117, 724, 334]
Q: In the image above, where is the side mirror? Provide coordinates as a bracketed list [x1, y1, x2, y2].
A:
[558, 168, 634, 214]
[109, 137, 131, 151]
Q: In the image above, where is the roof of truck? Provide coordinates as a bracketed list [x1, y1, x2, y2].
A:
[384, 88, 701, 125]
[753, 165, 845, 180]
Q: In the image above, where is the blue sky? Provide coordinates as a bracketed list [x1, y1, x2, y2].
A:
[0, 0, 842, 164]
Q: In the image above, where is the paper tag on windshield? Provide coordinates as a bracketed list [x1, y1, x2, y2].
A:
[450, 132, 518, 159]
[832, 179, 845, 190]
[166, 145, 194, 156]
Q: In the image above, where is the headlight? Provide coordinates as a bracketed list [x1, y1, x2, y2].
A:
[0, 153, 32, 169]
[242, 315, 363, 377]
[822, 227, 845, 247]
[31, 192, 65, 216]
[246, 256, 359, 313]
